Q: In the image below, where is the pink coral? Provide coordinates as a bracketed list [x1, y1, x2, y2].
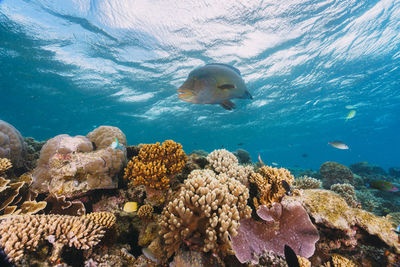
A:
[230, 197, 319, 264]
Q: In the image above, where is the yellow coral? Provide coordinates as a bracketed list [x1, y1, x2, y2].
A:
[297, 256, 311, 267]
[0, 158, 12, 173]
[124, 140, 186, 190]
[137, 204, 153, 220]
[323, 254, 357, 267]
[250, 165, 294, 208]
[85, 211, 116, 229]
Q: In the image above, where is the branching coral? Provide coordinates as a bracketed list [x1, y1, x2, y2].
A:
[159, 169, 252, 258]
[250, 165, 294, 209]
[124, 140, 187, 190]
[0, 212, 115, 262]
[0, 120, 26, 168]
[330, 183, 359, 208]
[0, 158, 12, 173]
[294, 176, 321, 189]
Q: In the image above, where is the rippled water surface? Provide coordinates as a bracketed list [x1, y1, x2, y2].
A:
[1, 0, 399, 169]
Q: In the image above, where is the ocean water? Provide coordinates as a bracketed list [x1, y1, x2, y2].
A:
[1, 0, 400, 171]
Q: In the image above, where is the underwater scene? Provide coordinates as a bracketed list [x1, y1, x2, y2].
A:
[1, 0, 400, 266]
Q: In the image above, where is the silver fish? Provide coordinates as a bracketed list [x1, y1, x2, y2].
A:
[328, 141, 349, 150]
[177, 63, 252, 110]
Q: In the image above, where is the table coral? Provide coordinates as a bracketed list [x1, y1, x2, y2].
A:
[0, 212, 115, 263]
[32, 126, 127, 197]
[320, 162, 354, 188]
[300, 189, 400, 253]
[124, 140, 186, 191]
[250, 165, 294, 209]
[159, 169, 252, 258]
[0, 120, 26, 168]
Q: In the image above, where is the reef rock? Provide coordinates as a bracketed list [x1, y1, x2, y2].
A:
[0, 120, 26, 168]
[320, 161, 353, 188]
[32, 126, 127, 197]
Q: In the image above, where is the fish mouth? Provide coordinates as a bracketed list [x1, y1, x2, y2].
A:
[177, 88, 196, 102]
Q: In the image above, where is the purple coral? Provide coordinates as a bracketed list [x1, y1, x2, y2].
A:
[230, 198, 319, 264]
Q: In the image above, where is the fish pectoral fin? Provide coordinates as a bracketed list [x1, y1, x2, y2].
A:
[240, 89, 253, 99]
[218, 84, 235, 90]
[220, 100, 236, 110]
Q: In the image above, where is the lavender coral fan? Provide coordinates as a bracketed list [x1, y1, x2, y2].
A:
[230, 197, 319, 264]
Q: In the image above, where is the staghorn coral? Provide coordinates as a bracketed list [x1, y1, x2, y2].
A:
[0, 212, 115, 263]
[137, 204, 153, 220]
[230, 197, 319, 264]
[294, 176, 321, 189]
[0, 158, 12, 173]
[0, 120, 26, 168]
[320, 162, 354, 188]
[207, 149, 254, 186]
[159, 169, 252, 258]
[86, 126, 127, 149]
[300, 189, 400, 253]
[32, 127, 127, 197]
[250, 165, 294, 209]
[0, 175, 46, 217]
[330, 183, 359, 208]
[124, 140, 187, 191]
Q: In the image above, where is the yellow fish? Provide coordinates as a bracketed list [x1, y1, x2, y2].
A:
[177, 63, 253, 110]
[345, 110, 356, 120]
[123, 202, 138, 212]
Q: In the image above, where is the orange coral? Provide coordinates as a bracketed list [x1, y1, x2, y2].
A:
[250, 165, 294, 209]
[124, 140, 186, 190]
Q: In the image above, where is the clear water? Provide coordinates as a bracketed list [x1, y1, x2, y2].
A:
[1, 0, 399, 171]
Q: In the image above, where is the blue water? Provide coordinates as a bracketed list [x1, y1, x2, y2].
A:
[1, 0, 399, 171]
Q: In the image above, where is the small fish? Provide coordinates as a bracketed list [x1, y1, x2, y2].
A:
[123, 202, 138, 212]
[284, 245, 300, 267]
[110, 138, 124, 150]
[142, 248, 158, 263]
[177, 63, 252, 110]
[237, 142, 244, 146]
[345, 105, 355, 109]
[367, 180, 399, 192]
[282, 180, 292, 195]
[328, 141, 349, 150]
[272, 162, 279, 166]
[258, 153, 265, 167]
[345, 110, 356, 120]
[301, 153, 308, 158]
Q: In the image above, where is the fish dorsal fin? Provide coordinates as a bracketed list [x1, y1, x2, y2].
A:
[206, 63, 241, 75]
[218, 84, 235, 90]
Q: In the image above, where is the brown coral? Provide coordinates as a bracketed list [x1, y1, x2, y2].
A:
[330, 183, 359, 208]
[0, 158, 12, 173]
[250, 165, 294, 209]
[323, 254, 357, 267]
[294, 176, 321, 189]
[159, 169, 252, 258]
[0, 212, 113, 262]
[85, 211, 116, 229]
[124, 140, 186, 190]
[138, 204, 154, 220]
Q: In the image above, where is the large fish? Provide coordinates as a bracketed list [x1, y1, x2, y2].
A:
[177, 63, 253, 110]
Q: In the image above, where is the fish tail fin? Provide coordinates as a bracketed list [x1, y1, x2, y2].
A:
[220, 100, 236, 110]
[284, 245, 300, 267]
[240, 89, 253, 99]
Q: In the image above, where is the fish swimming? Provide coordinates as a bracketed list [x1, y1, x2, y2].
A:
[177, 63, 253, 110]
[367, 180, 399, 192]
[110, 138, 124, 150]
[345, 110, 356, 120]
[328, 141, 349, 150]
[284, 245, 300, 267]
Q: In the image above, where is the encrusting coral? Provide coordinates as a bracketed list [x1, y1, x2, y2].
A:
[31, 126, 127, 197]
[0, 212, 116, 263]
[124, 140, 187, 191]
[0, 158, 12, 173]
[294, 175, 322, 189]
[0, 120, 26, 168]
[159, 169, 252, 258]
[250, 165, 294, 209]
[300, 189, 400, 253]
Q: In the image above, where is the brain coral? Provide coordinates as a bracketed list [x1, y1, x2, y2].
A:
[320, 161, 354, 188]
[159, 169, 252, 257]
[0, 120, 26, 168]
[124, 140, 186, 191]
[32, 126, 126, 197]
[87, 126, 127, 149]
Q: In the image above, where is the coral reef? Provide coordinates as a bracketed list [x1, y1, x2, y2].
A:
[249, 165, 294, 209]
[230, 197, 319, 263]
[0, 212, 115, 262]
[0, 158, 12, 173]
[320, 161, 354, 188]
[86, 126, 127, 149]
[159, 169, 252, 258]
[83, 244, 136, 267]
[170, 249, 224, 267]
[300, 189, 400, 253]
[389, 167, 400, 178]
[350, 161, 387, 177]
[0, 175, 46, 217]
[322, 254, 357, 267]
[330, 183, 359, 208]
[294, 175, 322, 189]
[32, 126, 127, 197]
[233, 148, 252, 165]
[0, 120, 26, 168]
[124, 140, 186, 191]
[44, 194, 86, 216]
[137, 204, 153, 220]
